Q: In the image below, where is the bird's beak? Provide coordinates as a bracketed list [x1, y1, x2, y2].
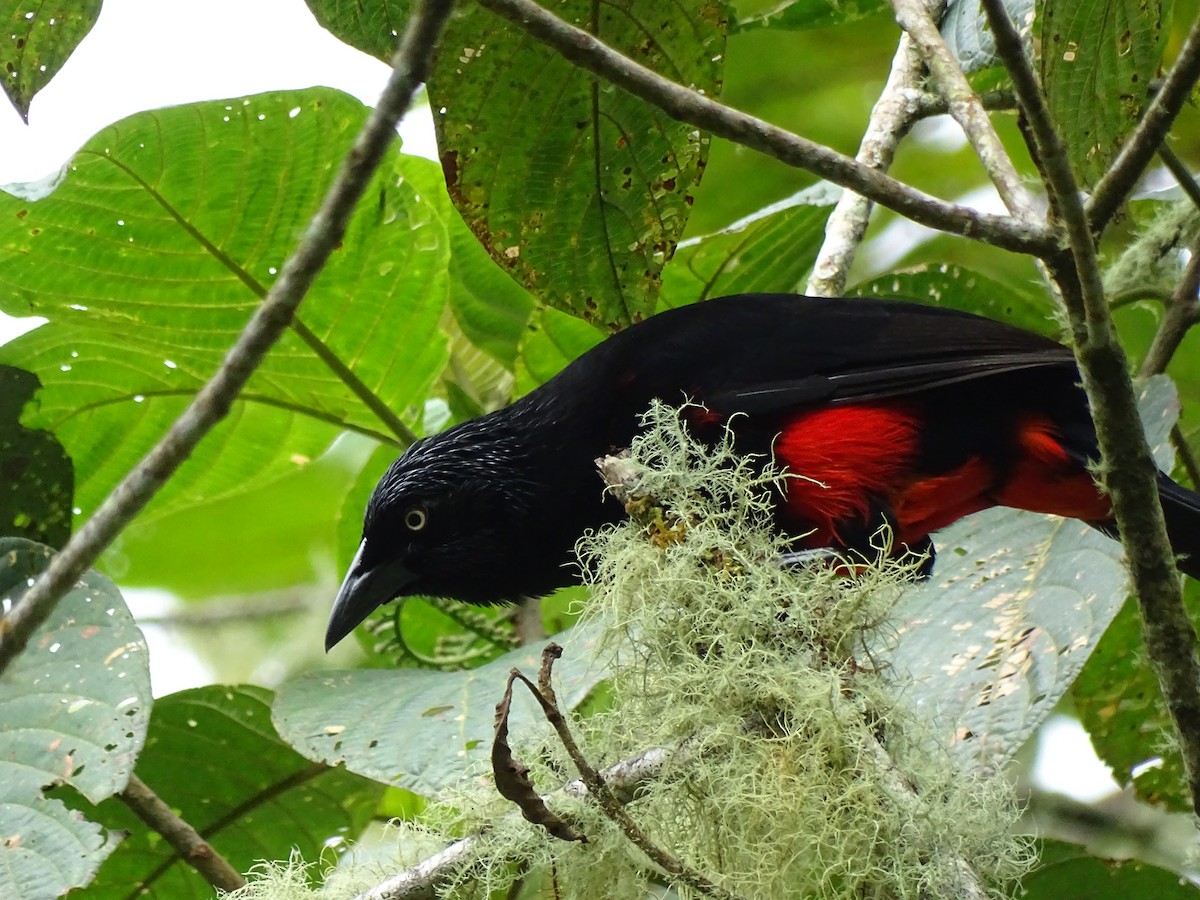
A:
[325, 540, 416, 651]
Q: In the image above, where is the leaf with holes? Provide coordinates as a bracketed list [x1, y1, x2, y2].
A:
[0, 89, 451, 522]
[1039, 0, 1164, 186]
[875, 377, 1177, 770]
[0, 1, 101, 121]
[0, 537, 151, 897]
[65, 685, 382, 898]
[274, 621, 609, 797]
[0, 365, 72, 547]
[429, 0, 727, 329]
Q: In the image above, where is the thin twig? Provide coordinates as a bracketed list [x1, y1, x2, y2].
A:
[1138, 227, 1200, 378]
[1088, 16, 1200, 233]
[0, 0, 455, 675]
[352, 746, 681, 900]
[120, 774, 245, 892]
[981, 0, 1200, 816]
[890, 0, 1040, 222]
[910, 89, 1017, 120]
[474, 0, 1056, 257]
[807, 32, 926, 296]
[529, 646, 740, 900]
[1158, 143, 1200, 211]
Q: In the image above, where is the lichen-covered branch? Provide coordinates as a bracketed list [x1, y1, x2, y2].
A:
[981, 0, 1200, 816]
[890, 0, 1039, 222]
[0, 0, 455, 675]
[807, 32, 926, 296]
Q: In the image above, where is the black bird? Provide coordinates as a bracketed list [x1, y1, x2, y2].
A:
[326, 293, 1200, 650]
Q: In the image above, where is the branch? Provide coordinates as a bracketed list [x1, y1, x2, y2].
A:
[981, 0, 1200, 816]
[352, 746, 681, 900]
[0, 0, 455, 676]
[1087, 15, 1200, 233]
[807, 32, 926, 296]
[474, 0, 1056, 257]
[120, 774, 245, 892]
[890, 0, 1040, 222]
[1138, 230, 1200, 377]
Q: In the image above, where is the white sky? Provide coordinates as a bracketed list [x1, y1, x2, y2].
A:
[0, 0, 1121, 803]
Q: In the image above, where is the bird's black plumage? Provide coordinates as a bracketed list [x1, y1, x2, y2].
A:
[326, 293, 1200, 650]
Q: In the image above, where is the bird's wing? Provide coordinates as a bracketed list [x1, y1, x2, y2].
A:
[707, 349, 1076, 414]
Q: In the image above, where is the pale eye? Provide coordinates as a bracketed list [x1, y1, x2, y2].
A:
[404, 507, 428, 532]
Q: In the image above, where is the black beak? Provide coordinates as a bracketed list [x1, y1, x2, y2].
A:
[325, 541, 417, 651]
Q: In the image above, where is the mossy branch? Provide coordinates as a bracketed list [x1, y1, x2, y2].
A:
[980, 0, 1200, 815]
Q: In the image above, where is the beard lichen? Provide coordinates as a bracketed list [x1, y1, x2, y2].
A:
[234, 402, 1032, 899]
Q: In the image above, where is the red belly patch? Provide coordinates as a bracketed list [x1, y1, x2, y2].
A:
[774, 403, 921, 546]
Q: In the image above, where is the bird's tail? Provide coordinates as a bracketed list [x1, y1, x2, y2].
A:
[1158, 473, 1200, 579]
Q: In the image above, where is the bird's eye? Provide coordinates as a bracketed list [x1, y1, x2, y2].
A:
[404, 507, 428, 533]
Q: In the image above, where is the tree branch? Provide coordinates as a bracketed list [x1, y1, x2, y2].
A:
[807, 32, 926, 296]
[0, 0, 455, 676]
[474, 0, 1056, 257]
[890, 0, 1040, 222]
[120, 774, 245, 892]
[1087, 15, 1200, 233]
[981, 0, 1200, 816]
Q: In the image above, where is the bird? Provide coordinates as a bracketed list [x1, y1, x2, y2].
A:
[325, 293, 1200, 650]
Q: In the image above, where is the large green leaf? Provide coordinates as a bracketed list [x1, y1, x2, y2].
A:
[273, 622, 608, 796]
[0, 537, 151, 897]
[0, 89, 452, 522]
[429, 0, 726, 329]
[0, 1, 100, 121]
[661, 183, 839, 307]
[1022, 840, 1200, 898]
[1040, 0, 1164, 186]
[875, 377, 1177, 770]
[0, 365, 72, 546]
[72, 685, 382, 899]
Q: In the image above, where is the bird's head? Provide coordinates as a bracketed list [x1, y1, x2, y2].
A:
[324, 424, 575, 650]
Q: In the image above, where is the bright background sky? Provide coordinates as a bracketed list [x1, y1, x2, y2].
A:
[0, 0, 1120, 803]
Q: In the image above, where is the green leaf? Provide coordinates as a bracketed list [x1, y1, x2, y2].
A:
[941, 0, 1034, 73]
[514, 307, 606, 393]
[306, 0, 409, 62]
[733, 0, 890, 32]
[273, 622, 609, 796]
[1040, 0, 1164, 186]
[445, 187, 536, 370]
[0, 537, 151, 897]
[1022, 839, 1200, 898]
[0, 1, 100, 121]
[429, 0, 727, 329]
[661, 183, 839, 306]
[73, 685, 383, 898]
[0, 365, 72, 546]
[852, 264, 1056, 336]
[0, 89, 451, 522]
[876, 377, 1178, 769]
